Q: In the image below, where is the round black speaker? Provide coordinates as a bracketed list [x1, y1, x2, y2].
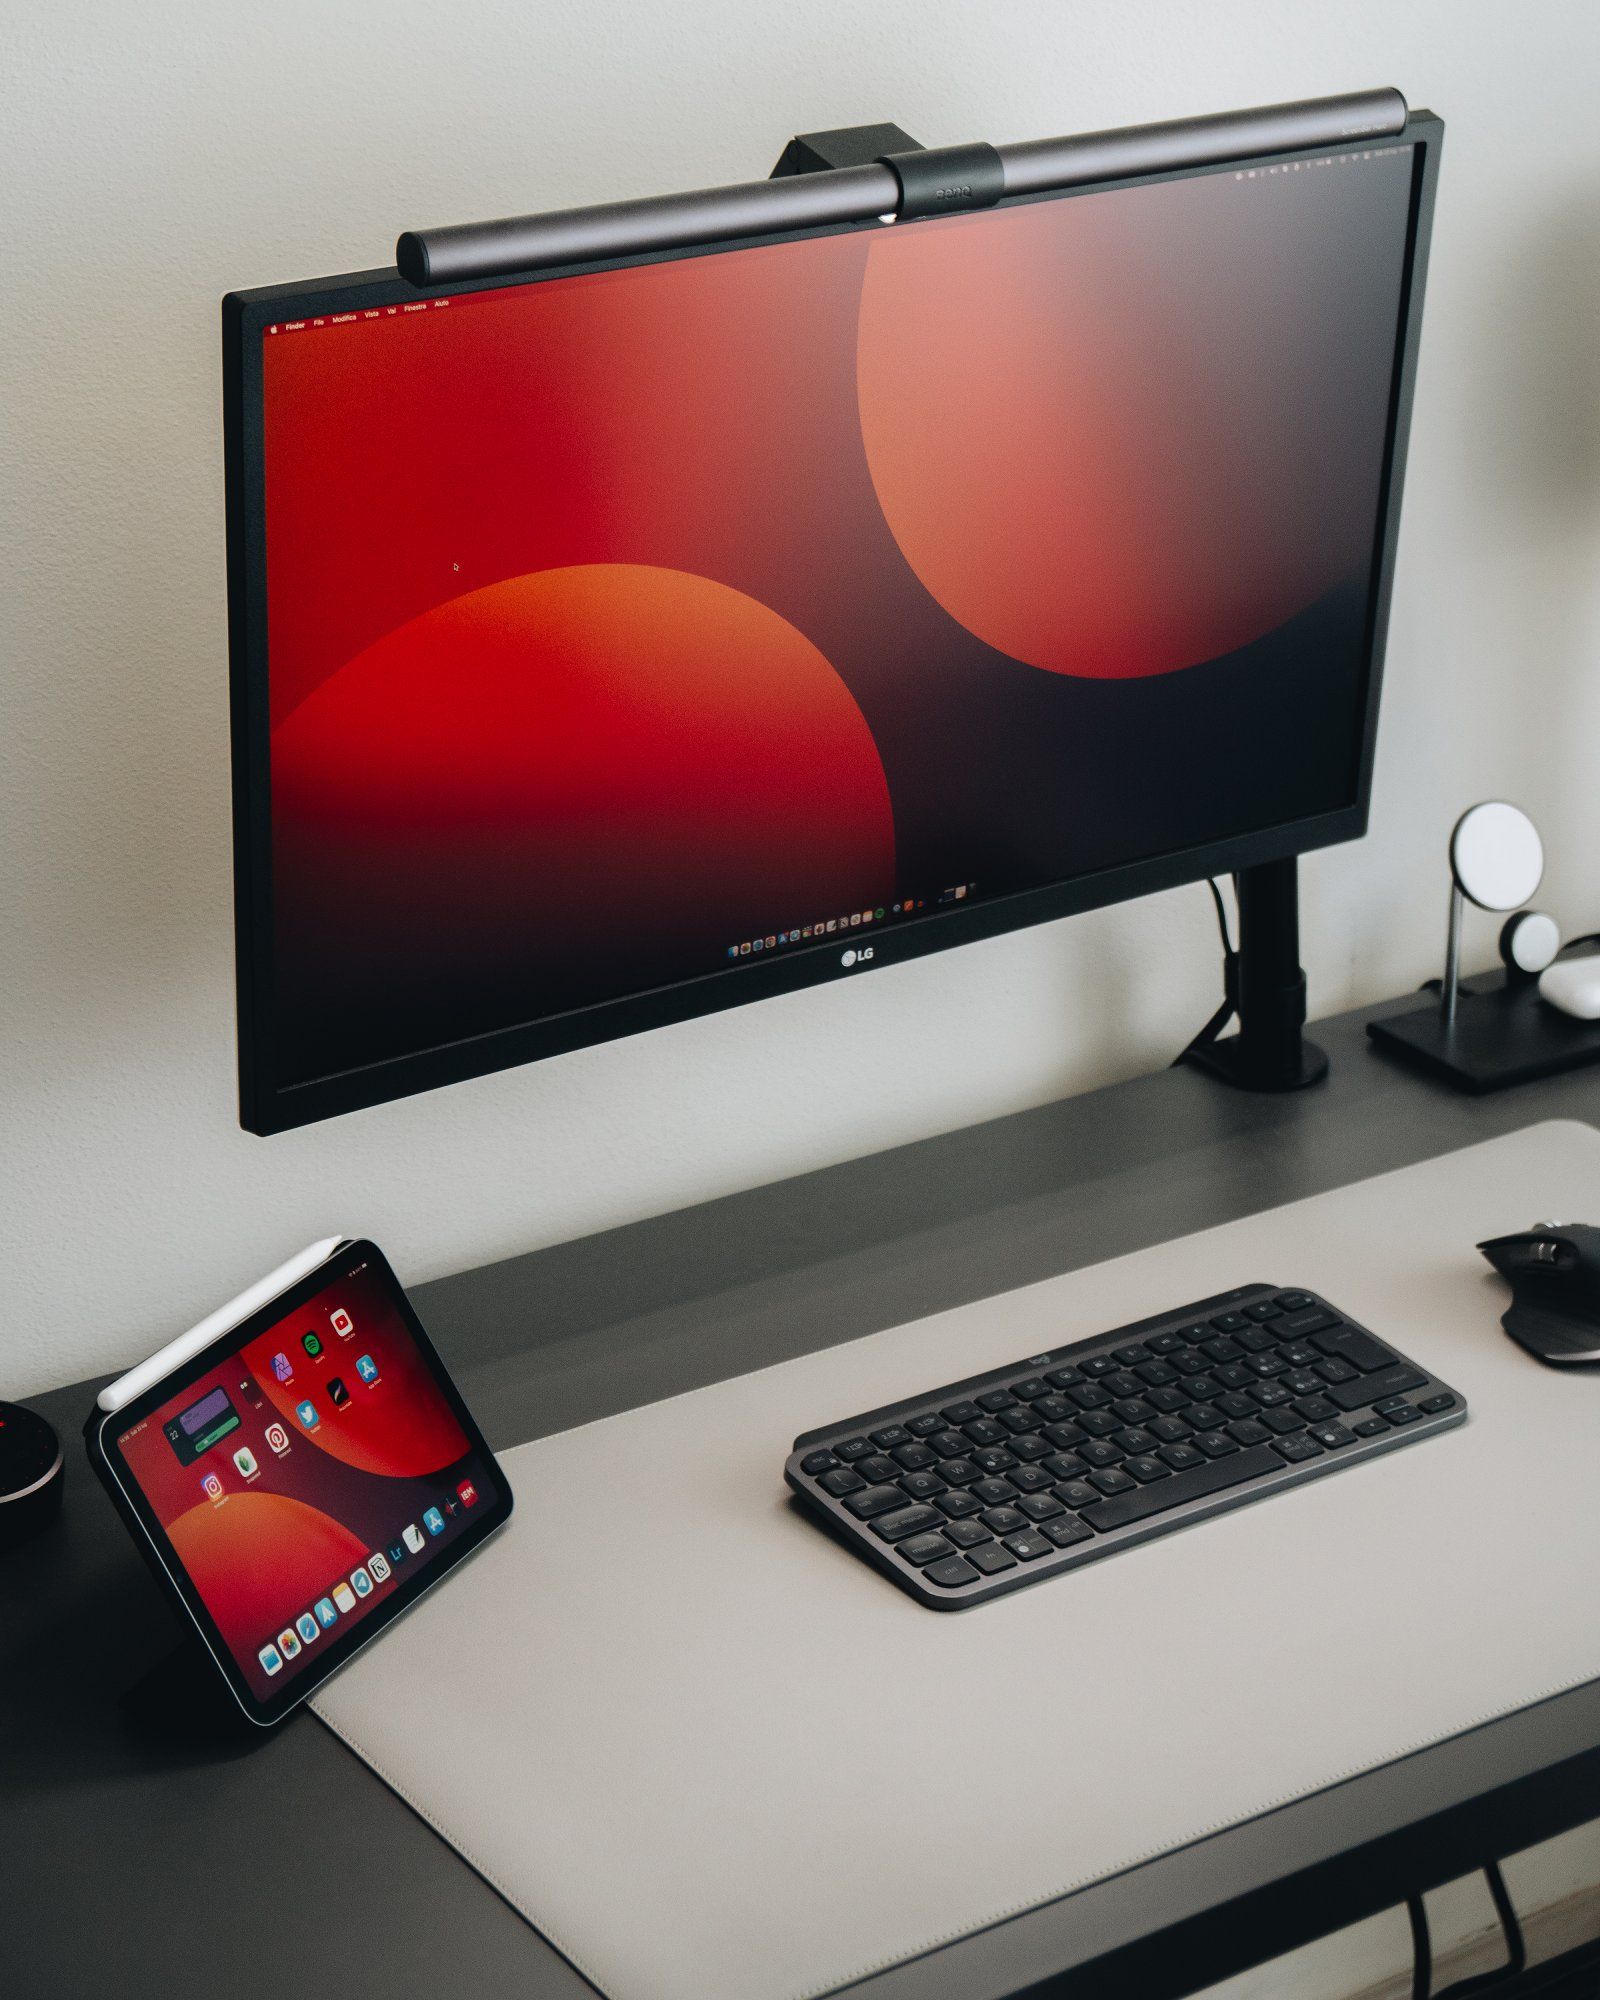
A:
[0, 1400, 64, 1551]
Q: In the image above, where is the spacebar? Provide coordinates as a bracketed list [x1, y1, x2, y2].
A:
[1081, 1445, 1282, 1532]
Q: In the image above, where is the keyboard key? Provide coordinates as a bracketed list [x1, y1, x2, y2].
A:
[1419, 1392, 1457, 1413]
[1042, 1451, 1089, 1480]
[1235, 1327, 1274, 1352]
[1004, 1530, 1053, 1561]
[1113, 1344, 1149, 1366]
[1226, 1419, 1271, 1447]
[1201, 1336, 1244, 1364]
[835, 1437, 873, 1462]
[999, 1407, 1041, 1435]
[1081, 1354, 1119, 1377]
[906, 1413, 943, 1438]
[1247, 1299, 1286, 1319]
[1146, 1331, 1185, 1355]
[857, 1455, 897, 1484]
[943, 1518, 992, 1548]
[1293, 1396, 1337, 1424]
[1147, 1415, 1189, 1444]
[1124, 1454, 1169, 1483]
[892, 1443, 936, 1471]
[1260, 1407, 1303, 1435]
[1280, 1343, 1320, 1369]
[1008, 1465, 1053, 1494]
[871, 1504, 946, 1541]
[819, 1467, 866, 1496]
[1032, 1396, 1074, 1424]
[924, 1556, 979, 1588]
[844, 1485, 907, 1520]
[1018, 1492, 1066, 1521]
[1113, 1427, 1157, 1455]
[800, 1450, 837, 1476]
[1103, 1370, 1142, 1400]
[1040, 1422, 1087, 1450]
[1159, 1443, 1204, 1470]
[1384, 1404, 1423, 1425]
[1315, 1357, 1360, 1385]
[1078, 1440, 1122, 1468]
[1278, 1307, 1338, 1335]
[1213, 1364, 1253, 1391]
[871, 1426, 910, 1450]
[899, 1532, 956, 1566]
[930, 1431, 968, 1459]
[1210, 1312, 1249, 1333]
[977, 1389, 1016, 1412]
[1081, 1443, 1280, 1529]
[1273, 1291, 1312, 1312]
[1272, 1434, 1323, 1463]
[1192, 1430, 1238, 1457]
[1248, 1353, 1289, 1378]
[1145, 1386, 1190, 1414]
[1310, 1325, 1396, 1372]
[972, 1446, 1018, 1475]
[980, 1506, 1027, 1535]
[1309, 1423, 1356, 1449]
[1012, 1377, 1050, 1400]
[1252, 1381, 1293, 1407]
[1054, 1479, 1100, 1509]
[1045, 1366, 1083, 1389]
[1327, 1364, 1426, 1412]
[898, 1471, 946, 1501]
[1112, 1397, 1154, 1426]
[941, 1401, 980, 1426]
[968, 1543, 1017, 1575]
[938, 1457, 980, 1486]
[1353, 1416, 1389, 1437]
[1170, 1323, 1211, 1343]
[1045, 1516, 1095, 1548]
[1009, 1433, 1052, 1462]
[971, 1477, 1019, 1507]
[1068, 1383, 1113, 1410]
[964, 1418, 1007, 1448]
[1089, 1466, 1136, 1494]
[1186, 1402, 1223, 1430]
[935, 1488, 982, 1519]
[1077, 1410, 1123, 1437]
[1216, 1391, 1257, 1420]
[1172, 1351, 1208, 1376]
[1136, 1359, 1179, 1386]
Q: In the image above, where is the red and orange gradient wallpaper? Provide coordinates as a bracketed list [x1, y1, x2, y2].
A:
[262, 149, 1414, 1086]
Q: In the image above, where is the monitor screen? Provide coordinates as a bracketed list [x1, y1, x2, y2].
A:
[229, 132, 1431, 1130]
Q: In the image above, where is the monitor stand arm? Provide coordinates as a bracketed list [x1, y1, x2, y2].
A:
[1180, 859, 1329, 1092]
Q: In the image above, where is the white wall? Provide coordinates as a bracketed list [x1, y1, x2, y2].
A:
[5, 0, 1600, 1399]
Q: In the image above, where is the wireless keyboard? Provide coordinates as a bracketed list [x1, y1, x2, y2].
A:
[785, 1284, 1465, 1608]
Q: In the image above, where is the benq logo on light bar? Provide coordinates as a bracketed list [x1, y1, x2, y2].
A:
[840, 947, 875, 968]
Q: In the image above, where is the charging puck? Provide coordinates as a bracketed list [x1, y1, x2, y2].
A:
[0, 1400, 64, 1550]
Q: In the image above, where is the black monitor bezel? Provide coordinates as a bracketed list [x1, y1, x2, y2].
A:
[86, 1238, 514, 1727]
[225, 114, 1442, 1135]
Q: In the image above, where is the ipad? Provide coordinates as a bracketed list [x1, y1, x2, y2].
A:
[86, 1240, 512, 1725]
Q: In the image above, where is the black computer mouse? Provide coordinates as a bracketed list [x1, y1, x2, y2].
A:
[1478, 1223, 1600, 1367]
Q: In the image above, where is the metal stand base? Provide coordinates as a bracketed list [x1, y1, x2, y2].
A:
[1177, 856, 1330, 1093]
[1368, 970, 1600, 1093]
[1185, 1031, 1330, 1092]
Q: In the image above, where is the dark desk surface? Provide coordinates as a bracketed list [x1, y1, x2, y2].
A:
[8, 998, 1600, 2000]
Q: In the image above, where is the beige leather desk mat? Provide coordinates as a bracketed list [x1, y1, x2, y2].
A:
[314, 1120, 1600, 2000]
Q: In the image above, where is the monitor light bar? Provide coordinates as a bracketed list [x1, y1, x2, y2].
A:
[396, 87, 1408, 288]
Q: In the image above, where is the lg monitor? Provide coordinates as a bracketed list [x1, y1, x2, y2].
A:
[225, 101, 1440, 1134]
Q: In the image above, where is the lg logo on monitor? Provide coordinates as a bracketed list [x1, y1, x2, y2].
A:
[840, 947, 875, 968]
